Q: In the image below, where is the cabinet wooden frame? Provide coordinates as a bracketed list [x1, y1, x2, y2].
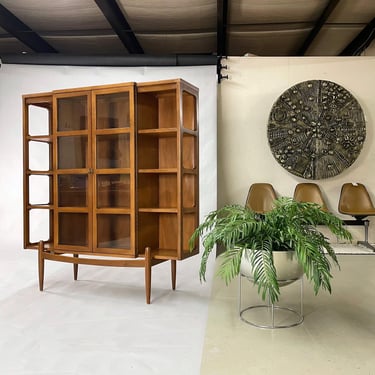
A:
[23, 79, 199, 303]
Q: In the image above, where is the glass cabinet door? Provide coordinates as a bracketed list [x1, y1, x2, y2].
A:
[93, 89, 135, 255]
[54, 93, 91, 250]
[53, 86, 135, 255]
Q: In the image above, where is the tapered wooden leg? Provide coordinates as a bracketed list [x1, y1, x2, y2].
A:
[38, 240, 45, 291]
[145, 247, 152, 304]
[73, 254, 79, 280]
[171, 260, 176, 290]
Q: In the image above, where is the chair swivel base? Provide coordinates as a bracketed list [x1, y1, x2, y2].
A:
[357, 240, 375, 252]
[344, 219, 375, 252]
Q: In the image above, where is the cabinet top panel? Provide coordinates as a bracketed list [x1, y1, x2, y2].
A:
[53, 81, 136, 95]
[22, 79, 198, 98]
[23, 82, 136, 98]
[136, 78, 198, 93]
[23, 93, 52, 106]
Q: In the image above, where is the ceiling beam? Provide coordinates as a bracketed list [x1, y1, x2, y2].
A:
[0, 53, 217, 66]
[217, 0, 228, 57]
[94, 0, 143, 54]
[0, 3, 57, 53]
[340, 17, 375, 56]
[297, 0, 340, 55]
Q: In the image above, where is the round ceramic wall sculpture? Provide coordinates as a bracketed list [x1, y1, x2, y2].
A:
[267, 80, 366, 179]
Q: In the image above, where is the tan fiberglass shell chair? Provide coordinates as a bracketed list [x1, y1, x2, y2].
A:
[293, 183, 328, 211]
[245, 183, 277, 214]
[338, 183, 375, 251]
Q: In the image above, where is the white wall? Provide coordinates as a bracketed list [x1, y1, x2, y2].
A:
[218, 56, 375, 242]
[0, 63, 217, 249]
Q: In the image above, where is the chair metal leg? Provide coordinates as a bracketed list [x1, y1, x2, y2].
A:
[357, 220, 375, 251]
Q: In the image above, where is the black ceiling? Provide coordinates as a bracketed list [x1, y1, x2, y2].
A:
[0, 0, 374, 67]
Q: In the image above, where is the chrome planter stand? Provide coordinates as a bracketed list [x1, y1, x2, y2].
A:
[239, 273, 304, 329]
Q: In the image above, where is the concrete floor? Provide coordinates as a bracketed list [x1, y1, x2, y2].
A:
[0, 245, 214, 375]
[201, 254, 375, 375]
[1, 244, 374, 374]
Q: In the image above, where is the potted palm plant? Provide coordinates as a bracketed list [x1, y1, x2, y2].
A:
[190, 197, 352, 303]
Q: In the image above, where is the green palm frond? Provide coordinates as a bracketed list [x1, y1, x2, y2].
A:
[246, 242, 280, 302]
[216, 247, 244, 285]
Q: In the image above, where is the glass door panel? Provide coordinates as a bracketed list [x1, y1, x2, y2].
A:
[58, 136, 88, 169]
[55, 93, 90, 251]
[96, 92, 130, 129]
[96, 134, 130, 169]
[57, 96, 87, 131]
[94, 87, 134, 255]
[58, 175, 87, 207]
[58, 213, 88, 246]
[97, 174, 130, 208]
[97, 214, 130, 249]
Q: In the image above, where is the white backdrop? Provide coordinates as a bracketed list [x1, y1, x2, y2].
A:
[218, 56, 375, 243]
[0, 63, 217, 375]
[0, 63, 217, 249]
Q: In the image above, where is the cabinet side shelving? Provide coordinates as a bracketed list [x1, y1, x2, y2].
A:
[136, 79, 199, 259]
[23, 95, 54, 250]
[180, 83, 199, 259]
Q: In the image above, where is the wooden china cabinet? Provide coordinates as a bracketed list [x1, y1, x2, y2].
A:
[23, 79, 199, 303]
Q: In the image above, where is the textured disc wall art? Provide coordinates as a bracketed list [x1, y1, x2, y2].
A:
[267, 80, 366, 179]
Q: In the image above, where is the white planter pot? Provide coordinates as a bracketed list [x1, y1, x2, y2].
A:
[240, 250, 303, 286]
